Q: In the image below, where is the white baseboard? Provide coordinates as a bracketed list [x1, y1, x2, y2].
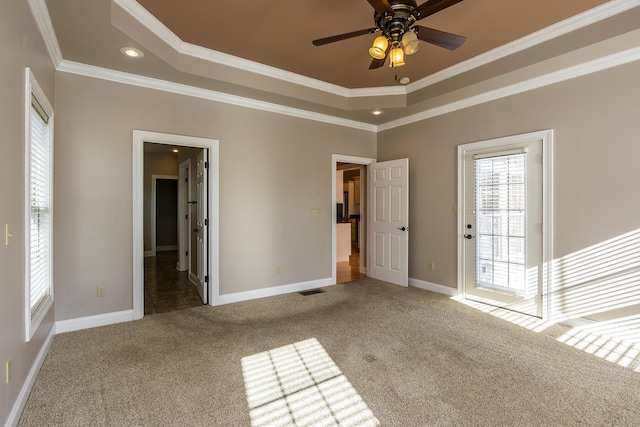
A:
[409, 278, 458, 297]
[156, 245, 178, 252]
[189, 272, 200, 287]
[6, 325, 56, 427]
[55, 310, 134, 334]
[144, 251, 154, 257]
[214, 278, 334, 306]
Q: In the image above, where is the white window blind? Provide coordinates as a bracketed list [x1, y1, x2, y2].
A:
[25, 68, 54, 341]
[474, 153, 527, 294]
[29, 96, 52, 315]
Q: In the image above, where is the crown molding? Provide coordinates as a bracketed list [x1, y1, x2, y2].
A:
[28, 0, 640, 135]
[27, 0, 63, 68]
[114, 0, 640, 99]
[57, 60, 377, 132]
[349, 85, 407, 98]
[180, 43, 353, 97]
[379, 45, 640, 131]
[407, 0, 640, 92]
[113, 0, 352, 98]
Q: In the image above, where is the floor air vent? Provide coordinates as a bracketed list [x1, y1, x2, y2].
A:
[298, 289, 325, 296]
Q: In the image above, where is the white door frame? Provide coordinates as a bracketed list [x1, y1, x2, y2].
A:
[133, 130, 219, 320]
[332, 154, 375, 284]
[177, 159, 191, 272]
[456, 129, 554, 319]
[151, 174, 178, 256]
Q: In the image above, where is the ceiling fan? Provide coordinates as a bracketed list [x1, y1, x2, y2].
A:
[312, 0, 466, 69]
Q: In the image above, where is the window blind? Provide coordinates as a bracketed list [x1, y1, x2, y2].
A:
[474, 153, 527, 294]
[29, 95, 52, 316]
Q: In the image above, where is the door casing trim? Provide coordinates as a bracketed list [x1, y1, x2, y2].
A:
[456, 129, 553, 319]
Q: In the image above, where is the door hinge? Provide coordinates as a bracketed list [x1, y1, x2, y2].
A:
[205, 275, 208, 283]
[204, 161, 208, 169]
[185, 214, 188, 220]
[185, 177, 188, 182]
[185, 251, 188, 256]
[205, 218, 208, 226]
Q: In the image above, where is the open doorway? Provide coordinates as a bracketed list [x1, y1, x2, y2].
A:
[332, 155, 375, 284]
[143, 144, 204, 315]
[337, 164, 363, 283]
[133, 131, 220, 320]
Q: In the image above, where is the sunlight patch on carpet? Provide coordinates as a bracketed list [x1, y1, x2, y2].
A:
[556, 314, 640, 372]
[241, 338, 379, 426]
[454, 297, 553, 333]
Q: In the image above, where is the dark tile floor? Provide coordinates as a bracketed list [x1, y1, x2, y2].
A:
[144, 251, 204, 315]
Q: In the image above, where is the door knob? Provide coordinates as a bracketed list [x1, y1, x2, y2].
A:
[397, 226, 407, 231]
[464, 234, 473, 239]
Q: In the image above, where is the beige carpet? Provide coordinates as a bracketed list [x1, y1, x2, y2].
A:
[20, 279, 640, 426]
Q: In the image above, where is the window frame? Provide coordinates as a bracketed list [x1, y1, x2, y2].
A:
[25, 68, 54, 342]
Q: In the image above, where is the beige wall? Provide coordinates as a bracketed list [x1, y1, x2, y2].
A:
[378, 61, 640, 319]
[0, 0, 57, 424]
[53, 72, 377, 321]
[143, 151, 179, 252]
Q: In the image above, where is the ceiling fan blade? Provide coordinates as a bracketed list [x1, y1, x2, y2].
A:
[312, 28, 377, 46]
[414, 25, 466, 50]
[366, 0, 394, 15]
[412, 0, 463, 21]
[369, 45, 391, 69]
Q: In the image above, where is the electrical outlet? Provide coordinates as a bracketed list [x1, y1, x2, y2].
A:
[6, 358, 11, 384]
[429, 262, 436, 271]
[276, 265, 282, 273]
[311, 205, 322, 214]
[97, 286, 106, 297]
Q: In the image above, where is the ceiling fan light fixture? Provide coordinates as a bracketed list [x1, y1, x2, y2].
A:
[402, 31, 421, 55]
[389, 44, 405, 68]
[368, 36, 389, 59]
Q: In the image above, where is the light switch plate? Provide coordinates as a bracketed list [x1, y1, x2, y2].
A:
[5, 224, 12, 246]
[6, 358, 11, 384]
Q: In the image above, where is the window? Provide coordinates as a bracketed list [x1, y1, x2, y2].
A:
[25, 68, 54, 341]
[474, 152, 527, 295]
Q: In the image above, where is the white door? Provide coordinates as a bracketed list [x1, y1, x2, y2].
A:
[196, 149, 208, 303]
[368, 159, 409, 286]
[462, 140, 543, 317]
[177, 161, 190, 272]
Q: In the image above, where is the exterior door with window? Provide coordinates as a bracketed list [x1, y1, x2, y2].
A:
[461, 139, 544, 317]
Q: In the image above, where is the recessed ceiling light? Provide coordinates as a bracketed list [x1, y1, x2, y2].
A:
[399, 77, 410, 85]
[371, 109, 383, 116]
[172, 149, 179, 153]
[120, 47, 144, 58]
